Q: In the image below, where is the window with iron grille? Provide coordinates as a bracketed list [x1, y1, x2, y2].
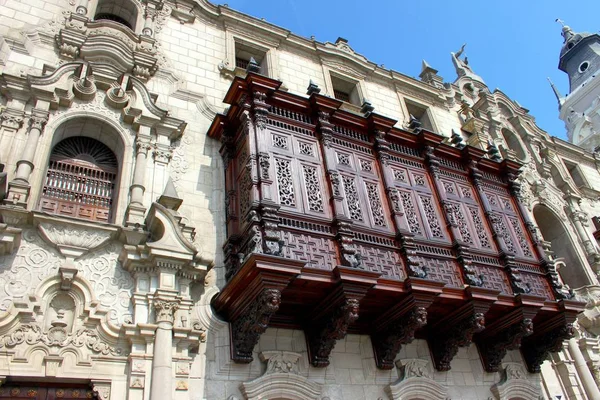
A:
[235, 57, 250, 70]
[39, 137, 118, 223]
[330, 74, 361, 105]
[333, 89, 351, 103]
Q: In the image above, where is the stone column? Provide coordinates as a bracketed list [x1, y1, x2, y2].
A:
[568, 338, 600, 399]
[126, 134, 152, 226]
[6, 110, 48, 206]
[76, 0, 89, 15]
[565, 194, 597, 257]
[149, 300, 179, 400]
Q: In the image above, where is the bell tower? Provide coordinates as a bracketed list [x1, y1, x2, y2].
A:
[555, 20, 600, 150]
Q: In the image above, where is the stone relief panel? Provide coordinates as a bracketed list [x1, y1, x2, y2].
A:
[0, 229, 62, 313]
[75, 242, 134, 326]
[0, 229, 134, 326]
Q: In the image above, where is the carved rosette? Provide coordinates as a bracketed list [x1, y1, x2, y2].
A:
[231, 288, 282, 363]
[372, 307, 427, 369]
[431, 312, 485, 371]
[478, 319, 533, 372]
[307, 298, 359, 367]
[522, 323, 575, 373]
[154, 300, 180, 323]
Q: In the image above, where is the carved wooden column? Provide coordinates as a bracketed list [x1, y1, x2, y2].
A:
[6, 109, 49, 206]
[368, 114, 422, 277]
[126, 133, 152, 226]
[424, 144, 481, 287]
[149, 299, 179, 400]
[310, 94, 360, 267]
[466, 156, 529, 295]
[249, 89, 283, 256]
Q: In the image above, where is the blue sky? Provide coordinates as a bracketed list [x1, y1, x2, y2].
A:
[216, 0, 600, 141]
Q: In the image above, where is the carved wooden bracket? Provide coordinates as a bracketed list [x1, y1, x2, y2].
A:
[306, 296, 359, 367]
[428, 297, 492, 371]
[306, 267, 378, 367]
[212, 253, 305, 363]
[231, 288, 281, 363]
[521, 309, 579, 373]
[476, 304, 540, 372]
[371, 296, 428, 370]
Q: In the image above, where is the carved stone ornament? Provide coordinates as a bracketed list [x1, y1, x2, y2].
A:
[491, 363, 543, 400]
[241, 351, 322, 400]
[38, 222, 114, 259]
[386, 359, 449, 400]
[307, 298, 359, 367]
[154, 300, 180, 323]
[0, 324, 127, 356]
[372, 307, 427, 369]
[231, 288, 282, 363]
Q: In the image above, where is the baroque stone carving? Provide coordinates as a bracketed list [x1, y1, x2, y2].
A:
[154, 300, 179, 323]
[307, 298, 359, 367]
[38, 222, 113, 257]
[231, 288, 282, 363]
[0, 324, 127, 356]
[241, 351, 322, 400]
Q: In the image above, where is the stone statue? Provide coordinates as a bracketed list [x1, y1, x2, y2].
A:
[451, 43, 485, 83]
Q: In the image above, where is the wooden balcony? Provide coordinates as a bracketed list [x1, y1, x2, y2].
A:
[208, 73, 584, 373]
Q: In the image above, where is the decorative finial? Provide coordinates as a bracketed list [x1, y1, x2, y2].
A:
[556, 18, 574, 41]
[361, 100, 375, 115]
[408, 114, 422, 133]
[246, 57, 261, 74]
[306, 79, 321, 95]
[547, 77, 564, 108]
[450, 130, 466, 149]
[487, 141, 502, 162]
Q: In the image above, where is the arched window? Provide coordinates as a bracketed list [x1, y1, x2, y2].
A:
[533, 205, 591, 288]
[38, 137, 118, 223]
[501, 128, 527, 161]
[94, 0, 138, 31]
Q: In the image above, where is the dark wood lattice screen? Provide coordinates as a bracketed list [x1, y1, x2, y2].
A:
[39, 137, 118, 223]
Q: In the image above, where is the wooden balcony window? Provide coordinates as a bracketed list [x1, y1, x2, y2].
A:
[39, 137, 117, 223]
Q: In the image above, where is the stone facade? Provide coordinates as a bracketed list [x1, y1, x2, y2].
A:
[0, 1, 598, 399]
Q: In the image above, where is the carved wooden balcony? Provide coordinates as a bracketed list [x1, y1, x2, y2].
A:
[208, 73, 585, 372]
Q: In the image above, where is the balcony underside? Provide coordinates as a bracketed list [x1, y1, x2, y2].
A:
[213, 253, 582, 372]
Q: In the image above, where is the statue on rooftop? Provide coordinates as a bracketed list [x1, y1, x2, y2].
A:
[451, 43, 485, 84]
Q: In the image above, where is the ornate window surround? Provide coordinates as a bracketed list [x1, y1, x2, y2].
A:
[221, 26, 280, 79]
[87, 0, 144, 34]
[30, 112, 134, 226]
[399, 95, 439, 133]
